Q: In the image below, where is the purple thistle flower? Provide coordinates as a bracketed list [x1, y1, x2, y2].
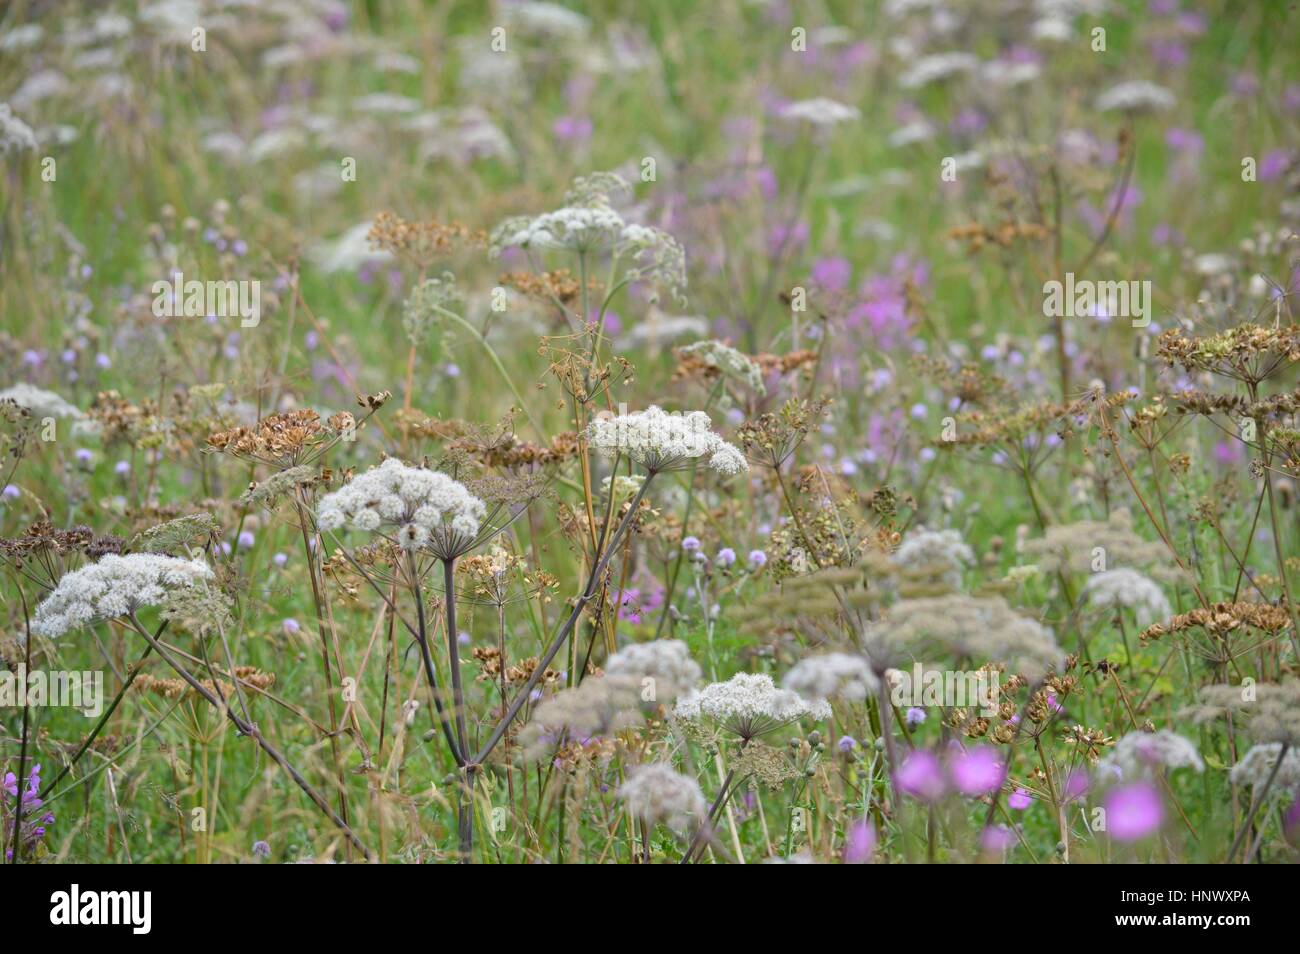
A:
[842, 819, 875, 863]
[896, 749, 946, 802]
[949, 745, 1005, 797]
[1104, 781, 1164, 841]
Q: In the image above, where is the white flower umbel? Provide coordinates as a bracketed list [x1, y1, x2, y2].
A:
[316, 457, 486, 558]
[1095, 80, 1176, 114]
[898, 52, 980, 89]
[779, 97, 860, 128]
[605, 639, 702, 701]
[1229, 743, 1300, 793]
[1083, 568, 1171, 627]
[0, 103, 38, 154]
[587, 405, 748, 476]
[675, 672, 830, 739]
[619, 762, 707, 835]
[892, 528, 973, 589]
[783, 652, 879, 703]
[504, 2, 591, 38]
[1101, 730, 1204, 779]
[0, 383, 86, 420]
[489, 172, 687, 304]
[32, 554, 214, 638]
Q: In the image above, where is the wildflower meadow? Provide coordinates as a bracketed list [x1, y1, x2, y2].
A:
[1, 0, 1299, 886]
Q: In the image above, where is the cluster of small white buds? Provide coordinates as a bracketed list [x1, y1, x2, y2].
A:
[316, 457, 486, 559]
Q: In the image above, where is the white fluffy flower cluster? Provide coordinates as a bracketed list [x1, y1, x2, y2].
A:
[780, 97, 860, 127]
[618, 762, 707, 835]
[1096, 80, 1176, 114]
[494, 204, 629, 255]
[587, 406, 748, 476]
[0, 383, 86, 420]
[32, 554, 214, 638]
[489, 173, 687, 303]
[316, 458, 486, 556]
[1083, 568, 1171, 627]
[898, 52, 980, 89]
[675, 672, 830, 738]
[504, 1, 591, 38]
[0, 103, 37, 154]
[605, 639, 702, 701]
[892, 528, 973, 588]
[783, 652, 879, 703]
[1229, 743, 1300, 792]
[1101, 730, 1204, 779]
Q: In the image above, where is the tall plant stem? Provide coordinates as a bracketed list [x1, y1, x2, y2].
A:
[294, 495, 351, 854]
[433, 305, 541, 434]
[8, 592, 34, 863]
[443, 556, 476, 863]
[39, 638, 158, 800]
[1227, 742, 1289, 862]
[125, 614, 374, 860]
[473, 477, 654, 765]
[1254, 414, 1300, 659]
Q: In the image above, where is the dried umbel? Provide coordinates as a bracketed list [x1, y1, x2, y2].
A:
[207, 409, 357, 468]
[603, 639, 701, 702]
[367, 212, 485, 269]
[618, 762, 707, 835]
[736, 398, 828, 468]
[31, 554, 214, 638]
[1100, 730, 1204, 780]
[1139, 601, 1292, 643]
[1, 521, 124, 568]
[316, 458, 487, 559]
[587, 406, 747, 476]
[1157, 323, 1300, 385]
[675, 672, 830, 740]
[782, 652, 878, 703]
[136, 667, 276, 703]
